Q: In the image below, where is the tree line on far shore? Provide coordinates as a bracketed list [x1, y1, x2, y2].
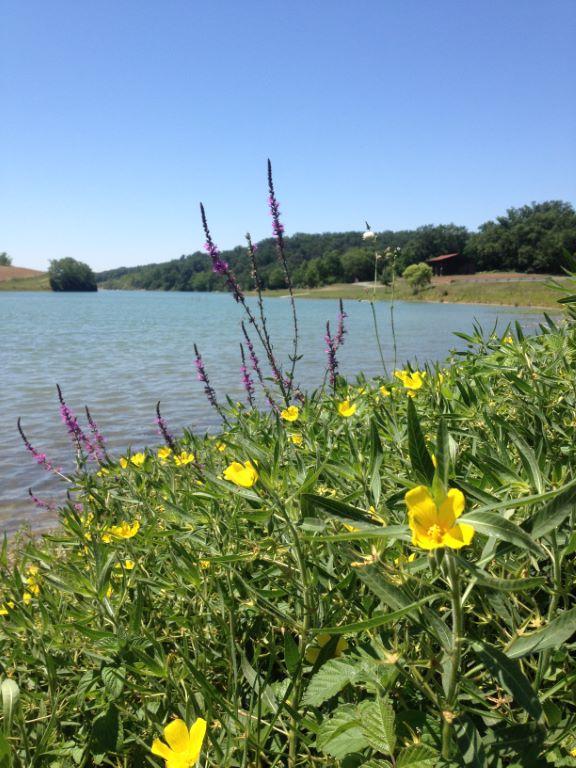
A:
[95, 200, 576, 292]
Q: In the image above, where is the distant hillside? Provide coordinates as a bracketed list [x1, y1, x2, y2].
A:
[0, 266, 50, 291]
[0, 265, 45, 282]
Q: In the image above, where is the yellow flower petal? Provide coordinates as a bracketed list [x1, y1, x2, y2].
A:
[151, 738, 173, 760]
[280, 406, 299, 422]
[337, 399, 356, 418]
[187, 718, 207, 763]
[223, 461, 258, 488]
[443, 522, 475, 549]
[163, 719, 190, 753]
[438, 488, 465, 527]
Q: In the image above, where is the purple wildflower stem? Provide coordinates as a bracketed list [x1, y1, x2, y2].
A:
[325, 321, 339, 390]
[85, 405, 107, 461]
[241, 322, 279, 411]
[239, 344, 256, 408]
[57, 384, 94, 457]
[193, 344, 227, 421]
[17, 418, 61, 476]
[156, 401, 176, 451]
[28, 488, 55, 511]
[200, 203, 288, 401]
[267, 159, 299, 394]
[335, 299, 348, 349]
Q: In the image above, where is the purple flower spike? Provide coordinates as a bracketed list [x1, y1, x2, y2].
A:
[28, 488, 56, 511]
[200, 203, 244, 302]
[18, 418, 56, 473]
[335, 299, 348, 349]
[57, 385, 94, 457]
[325, 321, 339, 389]
[85, 406, 106, 460]
[194, 344, 225, 418]
[156, 401, 176, 451]
[240, 344, 255, 408]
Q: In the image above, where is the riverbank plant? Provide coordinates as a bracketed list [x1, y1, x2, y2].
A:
[1, 171, 576, 767]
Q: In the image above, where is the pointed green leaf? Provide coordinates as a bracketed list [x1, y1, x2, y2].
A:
[506, 607, 576, 659]
[303, 658, 359, 707]
[407, 398, 435, 484]
[472, 641, 542, 720]
[396, 744, 438, 767]
[358, 697, 396, 755]
[460, 510, 543, 557]
[284, 634, 300, 679]
[316, 705, 369, 759]
[318, 594, 442, 634]
[529, 483, 576, 539]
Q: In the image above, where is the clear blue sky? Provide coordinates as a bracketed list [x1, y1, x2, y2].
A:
[2, 0, 575, 272]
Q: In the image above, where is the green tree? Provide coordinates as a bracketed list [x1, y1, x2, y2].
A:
[341, 248, 374, 282]
[403, 262, 433, 293]
[0, 252, 12, 266]
[400, 224, 470, 269]
[48, 258, 97, 292]
[465, 201, 576, 273]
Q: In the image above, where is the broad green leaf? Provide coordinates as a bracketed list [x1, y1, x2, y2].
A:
[303, 658, 359, 707]
[506, 607, 576, 659]
[316, 704, 369, 759]
[1, 679, 19, 735]
[407, 398, 435, 484]
[358, 697, 396, 755]
[434, 417, 450, 492]
[528, 483, 576, 539]
[90, 704, 122, 759]
[396, 744, 438, 767]
[101, 665, 125, 699]
[472, 641, 542, 720]
[0, 733, 10, 768]
[460, 510, 543, 557]
[509, 432, 544, 494]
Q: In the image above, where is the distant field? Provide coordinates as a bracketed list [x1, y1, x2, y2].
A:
[0, 266, 49, 291]
[257, 273, 568, 309]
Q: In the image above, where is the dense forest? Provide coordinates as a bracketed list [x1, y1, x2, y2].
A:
[96, 200, 576, 291]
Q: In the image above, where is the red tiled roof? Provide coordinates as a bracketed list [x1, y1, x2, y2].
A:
[426, 253, 460, 263]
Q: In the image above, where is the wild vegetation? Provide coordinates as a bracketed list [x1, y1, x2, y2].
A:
[48, 258, 97, 292]
[2, 169, 576, 767]
[96, 200, 576, 292]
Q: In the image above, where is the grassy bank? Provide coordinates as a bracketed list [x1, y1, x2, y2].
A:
[258, 275, 568, 309]
[2, 307, 576, 766]
[0, 274, 50, 291]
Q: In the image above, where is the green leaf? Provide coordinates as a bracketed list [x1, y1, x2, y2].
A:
[101, 665, 125, 699]
[1, 679, 20, 735]
[90, 704, 122, 759]
[460, 510, 543, 557]
[396, 744, 438, 767]
[434, 417, 450, 491]
[506, 607, 576, 659]
[318, 594, 442, 635]
[301, 493, 376, 525]
[454, 715, 487, 767]
[284, 634, 300, 678]
[316, 704, 369, 759]
[0, 733, 10, 768]
[509, 432, 544, 494]
[303, 658, 359, 707]
[472, 641, 543, 720]
[455, 557, 545, 592]
[407, 398, 435, 484]
[358, 697, 396, 755]
[529, 482, 576, 539]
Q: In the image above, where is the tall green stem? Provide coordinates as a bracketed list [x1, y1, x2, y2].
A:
[371, 251, 388, 377]
[442, 551, 463, 759]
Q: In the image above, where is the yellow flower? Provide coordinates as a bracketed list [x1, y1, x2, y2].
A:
[280, 405, 299, 422]
[570, 747, 576, 757]
[158, 446, 172, 463]
[405, 486, 474, 550]
[0, 601, 15, 616]
[305, 633, 348, 664]
[379, 385, 391, 397]
[394, 370, 426, 391]
[216, 442, 226, 452]
[394, 552, 417, 567]
[23, 592, 32, 605]
[290, 433, 303, 446]
[106, 585, 113, 598]
[96, 467, 109, 477]
[174, 451, 195, 466]
[131, 452, 146, 467]
[101, 532, 112, 543]
[223, 461, 258, 488]
[107, 520, 140, 539]
[151, 717, 207, 768]
[119, 457, 129, 469]
[25, 566, 41, 596]
[503, 336, 514, 344]
[199, 560, 211, 570]
[337, 399, 356, 418]
[124, 559, 135, 570]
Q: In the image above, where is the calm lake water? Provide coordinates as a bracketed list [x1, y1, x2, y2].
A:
[1, 291, 548, 532]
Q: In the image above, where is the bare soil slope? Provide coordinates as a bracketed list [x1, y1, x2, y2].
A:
[0, 265, 45, 282]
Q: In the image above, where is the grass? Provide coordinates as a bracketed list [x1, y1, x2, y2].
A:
[2, 307, 576, 766]
[258, 275, 568, 309]
[0, 274, 50, 291]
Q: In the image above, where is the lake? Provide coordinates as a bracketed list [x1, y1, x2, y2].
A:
[1, 290, 549, 532]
